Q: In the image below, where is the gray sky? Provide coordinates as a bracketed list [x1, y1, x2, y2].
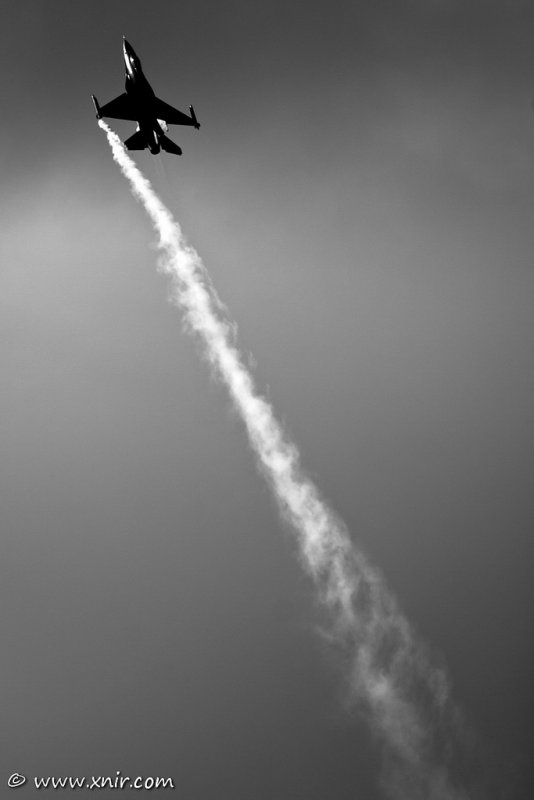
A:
[2, 1, 534, 797]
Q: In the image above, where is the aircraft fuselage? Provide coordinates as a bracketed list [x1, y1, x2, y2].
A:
[123, 39, 163, 154]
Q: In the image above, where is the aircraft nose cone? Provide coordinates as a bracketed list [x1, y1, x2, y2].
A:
[122, 38, 139, 77]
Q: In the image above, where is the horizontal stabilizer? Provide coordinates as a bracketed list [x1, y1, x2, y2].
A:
[124, 130, 147, 150]
[159, 134, 182, 156]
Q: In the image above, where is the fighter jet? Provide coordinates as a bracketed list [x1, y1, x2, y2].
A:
[92, 38, 199, 156]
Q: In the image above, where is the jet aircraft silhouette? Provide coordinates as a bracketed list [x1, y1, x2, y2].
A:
[92, 38, 199, 156]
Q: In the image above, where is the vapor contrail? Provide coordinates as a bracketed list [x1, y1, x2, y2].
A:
[98, 120, 469, 799]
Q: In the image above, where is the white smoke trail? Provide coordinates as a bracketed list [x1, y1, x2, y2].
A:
[98, 121, 469, 799]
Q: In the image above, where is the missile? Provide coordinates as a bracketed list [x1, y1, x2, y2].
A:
[91, 95, 102, 119]
[189, 104, 200, 130]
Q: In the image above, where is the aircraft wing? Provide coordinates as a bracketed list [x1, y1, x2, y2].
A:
[99, 92, 138, 121]
[153, 97, 197, 126]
